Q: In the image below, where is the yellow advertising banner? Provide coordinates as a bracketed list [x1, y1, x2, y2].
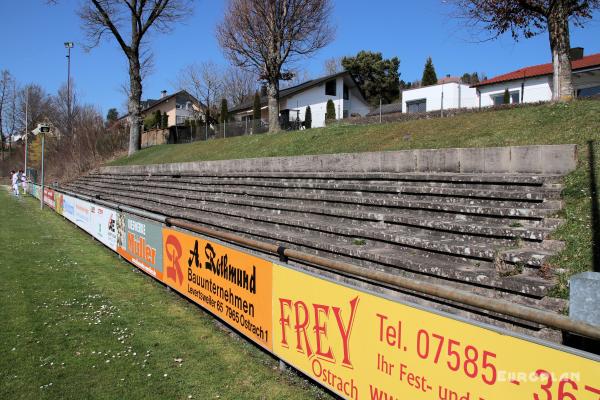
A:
[162, 228, 273, 350]
[272, 264, 600, 400]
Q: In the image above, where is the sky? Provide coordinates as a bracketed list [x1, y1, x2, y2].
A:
[1, 0, 599, 117]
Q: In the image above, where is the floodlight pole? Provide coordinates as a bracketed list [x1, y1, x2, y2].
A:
[24, 87, 29, 174]
[65, 42, 74, 138]
[40, 133, 45, 210]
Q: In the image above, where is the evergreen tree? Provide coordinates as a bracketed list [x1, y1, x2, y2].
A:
[304, 105, 312, 129]
[325, 99, 336, 122]
[503, 88, 510, 104]
[161, 112, 168, 128]
[106, 108, 119, 123]
[341, 50, 400, 106]
[421, 57, 438, 86]
[461, 73, 472, 84]
[153, 110, 162, 128]
[220, 98, 229, 123]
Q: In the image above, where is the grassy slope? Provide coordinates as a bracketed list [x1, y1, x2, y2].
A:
[110, 100, 600, 166]
[110, 100, 600, 297]
[0, 191, 331, 400]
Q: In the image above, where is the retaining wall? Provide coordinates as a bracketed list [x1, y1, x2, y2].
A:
[101, 144, 577, 175]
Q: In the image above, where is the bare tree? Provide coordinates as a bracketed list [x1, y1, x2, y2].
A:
[176, 62, 222, 122]
[450, 0, 600, 101]
[323, 56, 343, 75]
[217, 0, 334, 132]
[77, 0, 192, 155]
[222, 66, 258, 107]
[280, 69, 312, 89]
[0, 71, 10, 157]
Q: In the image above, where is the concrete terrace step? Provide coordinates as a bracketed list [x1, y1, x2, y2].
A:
[85, 174, 564, 201]
[72, 181, 560, 268]
[65, 181, 557, 292]
[83, 174, 562, 206]
[78, 177, 560, 219]
[99, 170, 565, 185]
[66, 184, 555, 298]
[71, 179, 560, 240]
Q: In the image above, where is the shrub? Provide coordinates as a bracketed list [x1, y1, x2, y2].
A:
[304, 106, 312, 129]
[503, 88, 510, 104]
[325, 99, 336, 122]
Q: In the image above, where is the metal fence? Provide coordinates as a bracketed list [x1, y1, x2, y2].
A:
[174, 118, 270, 143]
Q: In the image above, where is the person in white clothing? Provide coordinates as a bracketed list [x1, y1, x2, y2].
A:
[20, 169, 27, 194]
[11, 170, 20, 196]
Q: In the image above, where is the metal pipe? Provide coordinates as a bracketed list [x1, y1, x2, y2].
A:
[166, 217, 600, 341]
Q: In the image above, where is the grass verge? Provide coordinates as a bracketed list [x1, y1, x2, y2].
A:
[0, 189, 332, 400]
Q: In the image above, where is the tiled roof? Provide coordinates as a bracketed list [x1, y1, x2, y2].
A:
[473, 53, 600, 87]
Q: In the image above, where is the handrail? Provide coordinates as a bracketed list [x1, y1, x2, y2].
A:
[51, 185, 600, 341]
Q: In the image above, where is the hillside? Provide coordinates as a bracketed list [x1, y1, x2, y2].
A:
[109, 100, 600, 297]
[110, 100, 600, 166]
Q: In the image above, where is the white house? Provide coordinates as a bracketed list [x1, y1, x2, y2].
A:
[401, 77, 478, 113]
[473, 48, 600, 106]
[229, 71, 371, 128]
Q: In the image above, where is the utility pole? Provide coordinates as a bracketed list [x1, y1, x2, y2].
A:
[64, 42, 74, 138]
[24, 87, 29, 174]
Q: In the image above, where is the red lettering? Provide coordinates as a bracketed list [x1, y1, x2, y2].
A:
[165, 235, 183, 284]
[332, 296, 359, 369]
[294, 301, 313, 358]
[313, 304, 334, 362]
[278, 298, 292, 348]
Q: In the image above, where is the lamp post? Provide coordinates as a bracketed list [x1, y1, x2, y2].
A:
[64, 42, 74, 137]
[32, 123, 51, 209]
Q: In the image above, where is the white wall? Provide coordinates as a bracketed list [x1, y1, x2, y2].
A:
[402, 83, 477, 113]
[477, 76, 552, 107]
[280, 76, 370, 128]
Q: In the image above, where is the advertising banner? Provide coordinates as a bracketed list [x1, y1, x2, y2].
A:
[54, 192, 64, 215]
[162, 228, 273, 350]
[43, 188, 55, 209]
[74, 198, 93, 233]
[90, 205, 118, 251]
[62, 194, 77, 224]
[31, 184, 41, 200]
[271, 264, 600, 400]
[117, 214, 164, 280]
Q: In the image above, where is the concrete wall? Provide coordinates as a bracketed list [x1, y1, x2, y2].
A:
[478, 76, 553, 107]
[402, 83, 477, 113]
[100, 144, 577, 176]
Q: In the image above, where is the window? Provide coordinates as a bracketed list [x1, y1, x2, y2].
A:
[492, 90, 520, 105]
[406, 99, 426, 113]
[343, 84, 349, 100]
[325, 80, 336, 96]
[511, 91, 520, 104]
[492, 95, 504, 106]
[577, 86, 600, 98]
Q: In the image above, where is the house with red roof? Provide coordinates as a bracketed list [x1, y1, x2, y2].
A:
[473, 48, 600, 107]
